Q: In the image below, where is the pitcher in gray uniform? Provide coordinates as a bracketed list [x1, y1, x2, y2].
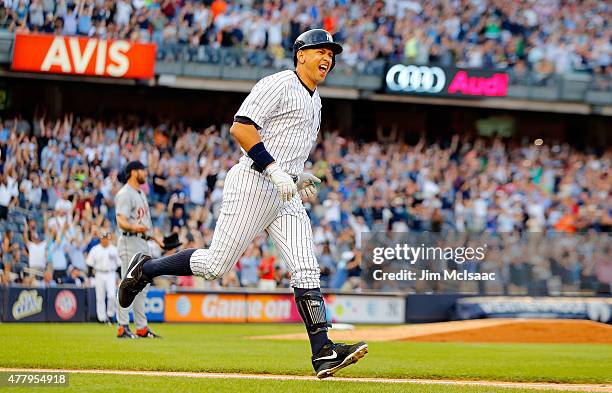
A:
[114, 161, 163, 339]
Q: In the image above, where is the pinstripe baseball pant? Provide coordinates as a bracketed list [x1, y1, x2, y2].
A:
[190, 163, 320, 289]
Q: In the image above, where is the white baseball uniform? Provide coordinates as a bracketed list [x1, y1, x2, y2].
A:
[86, 243, 121, 322]
[190, 70, 321, 289]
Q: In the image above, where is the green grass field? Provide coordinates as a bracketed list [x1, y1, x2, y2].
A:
[0, 323, 610, 392]
[0, 374, 599, 393]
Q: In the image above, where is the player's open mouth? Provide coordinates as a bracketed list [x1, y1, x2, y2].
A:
[318, 64, 329, 76]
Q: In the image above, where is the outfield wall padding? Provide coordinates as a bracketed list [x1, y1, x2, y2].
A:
[46, 288, 88, 322]
[0, 286, 5, 321]
[1, 285, 610, 324]
[4, 287, 47, 322]
[455, 296, 612, 324]
[163, 292, 406, 324]
[404, 294, 471, 323]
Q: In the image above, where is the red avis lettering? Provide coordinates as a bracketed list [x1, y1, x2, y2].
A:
[447, 71, 509, 97]
[41, 36, 131, 77]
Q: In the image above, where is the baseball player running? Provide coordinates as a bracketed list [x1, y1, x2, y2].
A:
[86, 232, 120, 324]
[119, 29, 367, 377]
[115, 161, 162, 339]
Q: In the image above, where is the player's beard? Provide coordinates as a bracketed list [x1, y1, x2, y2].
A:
[137, 173, 147, 184]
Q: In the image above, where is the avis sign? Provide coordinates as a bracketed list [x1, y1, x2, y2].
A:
[385, 64, 508, 98]
[12, 33, 156, 79]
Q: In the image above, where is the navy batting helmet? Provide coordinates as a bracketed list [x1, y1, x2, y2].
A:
[293, 29, 343, 71]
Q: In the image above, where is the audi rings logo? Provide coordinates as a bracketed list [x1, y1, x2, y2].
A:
[386, 65, 446, 94]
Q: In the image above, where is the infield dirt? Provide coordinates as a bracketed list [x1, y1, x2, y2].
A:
[258, 319, 612, 344]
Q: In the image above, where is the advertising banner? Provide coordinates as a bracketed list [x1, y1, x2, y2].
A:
[165, 293, 247, 322]
[385, 64, 508, 98]
[325, 295, 405, 324]
[455, 296, 612, 324]
[165, 292, 405, 324]
[405, 294, 470, 323]
[246, 294, 301, 322]
[86, 287, 164, 322]
[12, 33, 156, 79]
[5, 288, 46, 322]
[0, 286, 4, 321]
[47, 288, 87, 322]
[86, 287, 96, 321]
[144, 290, 165, 322]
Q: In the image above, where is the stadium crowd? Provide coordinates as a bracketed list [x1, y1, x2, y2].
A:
[0, 113, 610, 294]
[1, 0, 610, 76]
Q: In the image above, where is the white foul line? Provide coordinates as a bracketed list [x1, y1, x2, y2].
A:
[0, 368, 610, 392]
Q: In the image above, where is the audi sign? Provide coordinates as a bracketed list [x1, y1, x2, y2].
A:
[384, 64, 508, 98]
[386, 65, 446, 94]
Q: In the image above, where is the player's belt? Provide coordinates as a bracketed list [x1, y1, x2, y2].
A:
[121, 232, 149, 240]
[250, 163, 298, 183]
[95, 269, 115, 273]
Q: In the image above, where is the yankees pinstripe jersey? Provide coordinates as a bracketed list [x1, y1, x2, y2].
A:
[187, 69, 326, 289]
[235, 70, 321, 175]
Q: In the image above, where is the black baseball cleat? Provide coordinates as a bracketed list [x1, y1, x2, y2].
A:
[117, 325, 137, 339]
[137, 328, 162, 338]
[118, 252, 152, 308]
[312, 341, 368, 379]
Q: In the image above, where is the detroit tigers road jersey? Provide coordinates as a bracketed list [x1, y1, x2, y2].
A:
[189, 70, 322, 289]
[115, 183, 153, 252]
[114, 183, 152, 329]
[236, 70, 321, 175]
